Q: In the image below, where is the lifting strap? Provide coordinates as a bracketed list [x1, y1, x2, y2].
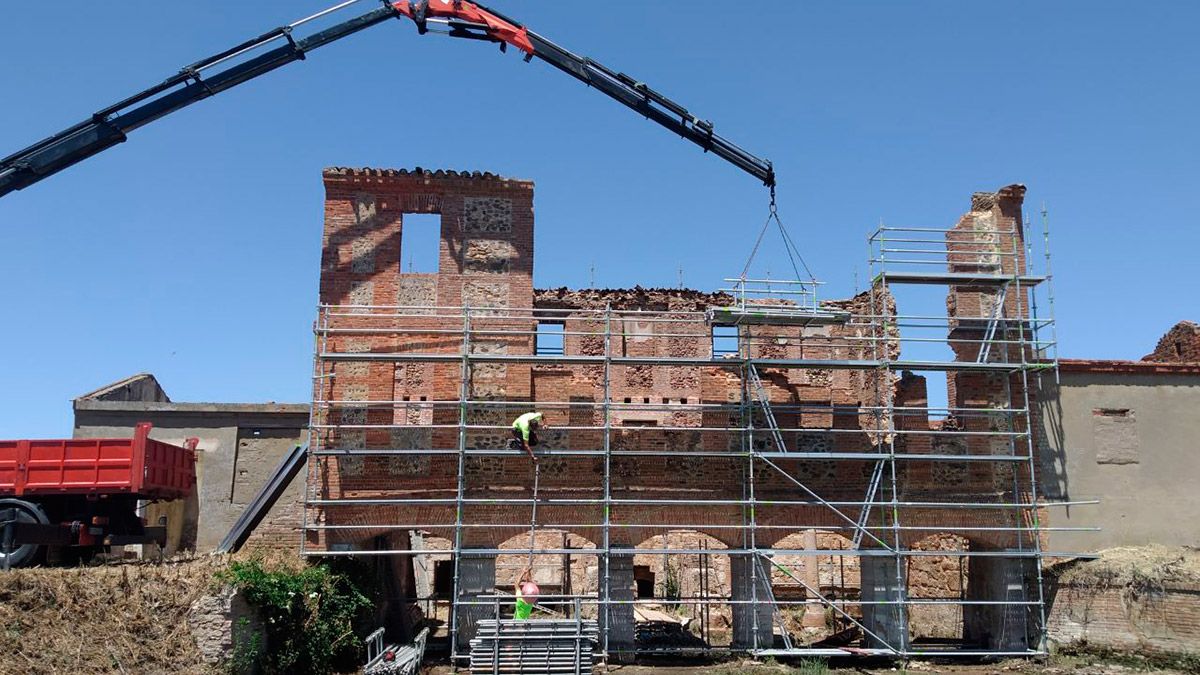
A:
[739, 185, 817, 284]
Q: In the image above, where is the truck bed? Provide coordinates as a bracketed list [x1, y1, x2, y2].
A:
[0, 423, 195, 500]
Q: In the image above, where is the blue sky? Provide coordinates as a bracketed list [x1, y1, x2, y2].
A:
[0, 1, 1197, 436]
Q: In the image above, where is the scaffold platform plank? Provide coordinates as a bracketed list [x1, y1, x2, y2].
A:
[706, 305, 851, 326]
[875, 271, 1046, 286]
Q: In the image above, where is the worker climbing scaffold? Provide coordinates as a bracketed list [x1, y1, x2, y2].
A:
[508, 411, 545, 463]
[507, 411, 545, 621]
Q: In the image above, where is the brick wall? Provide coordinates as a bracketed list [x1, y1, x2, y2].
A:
[1049, 582, 1200, 657]
[311, 168, 535, 550]
[1143, 321, 1200, 363]
[307, 171, 1045, 641]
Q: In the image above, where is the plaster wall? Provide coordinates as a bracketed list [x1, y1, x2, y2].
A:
[1038, 369, 1200, 552]
[73, 402, 308, 553]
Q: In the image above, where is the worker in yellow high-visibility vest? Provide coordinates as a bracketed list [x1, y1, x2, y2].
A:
[510, 411, 544, 463]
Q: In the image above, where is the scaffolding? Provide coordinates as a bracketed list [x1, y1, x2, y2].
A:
[302, 210, 1088, 664]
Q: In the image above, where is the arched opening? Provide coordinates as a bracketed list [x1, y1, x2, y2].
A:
[494, 529, 598, 619]
[632, 530, 728, 649]
[906, 532, 971, 645]
[770, 530, 859, 644]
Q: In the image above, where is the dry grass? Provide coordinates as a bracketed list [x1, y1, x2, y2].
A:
[1053, 545, 1200, 591]
[0, 555, 228, 675]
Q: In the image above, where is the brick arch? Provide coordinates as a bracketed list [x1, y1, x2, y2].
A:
[628, 523, 739, 550]
[494, 528, 599, 601]
[907, 530, 976, 553]
[771, 529, 856, 551]
[631, 529, 732, 604]
[494, 528, 598, 553]
[755, 505, 876, 547]
[767, 529, 860, 606]
[631, 528, 733, 552]
[895, 509, 1024, 551]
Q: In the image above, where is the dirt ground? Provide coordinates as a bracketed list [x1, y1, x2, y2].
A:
[421, 654, 1196, 675]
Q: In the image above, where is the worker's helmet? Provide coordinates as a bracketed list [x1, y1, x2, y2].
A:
[520, 580, 540, 603]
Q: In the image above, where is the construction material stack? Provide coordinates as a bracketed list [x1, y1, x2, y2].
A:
[469, 618, 599, 674]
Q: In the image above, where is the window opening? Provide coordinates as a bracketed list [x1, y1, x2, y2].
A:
[536, 321, 565, 356]
[712, 325, 740, 357]
[634, 565, 655, 598]
[400, 213, 441, 273]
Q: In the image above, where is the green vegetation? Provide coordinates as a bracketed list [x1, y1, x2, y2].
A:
[796, 657, 830, 675]
[662, 557, 682, 610]
[218, 559, 374, 675]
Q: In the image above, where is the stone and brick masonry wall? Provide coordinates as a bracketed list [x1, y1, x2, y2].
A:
[1049, 581, 1200, 658]
[308, 169, 1044, 641]
[311, 168, 534, 549]
[1143, 320, 1200, 363]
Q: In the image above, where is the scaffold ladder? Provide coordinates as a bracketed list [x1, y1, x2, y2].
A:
[528, 462, 541, 569]
[852, 458, 887, 549]
[977, 285, 1009, 364]
[747, 363, 788, 453]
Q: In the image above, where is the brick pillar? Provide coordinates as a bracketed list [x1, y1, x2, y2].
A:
[598, 551, 635, 661]
[800, 530, 826, 628]
[454, 551, 496, 654]
[730, 554, 774, 649]
[964, 551, 1037, 651]
[859, 551, 909, 652]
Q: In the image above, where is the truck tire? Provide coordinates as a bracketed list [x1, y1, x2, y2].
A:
[0, 498, 50, 568]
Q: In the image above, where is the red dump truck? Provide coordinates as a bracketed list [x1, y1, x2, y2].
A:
[0, 423, 196, 568]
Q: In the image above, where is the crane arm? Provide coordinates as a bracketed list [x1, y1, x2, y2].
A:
[0, 1, 773, 199]
[397, 1, 775, 188]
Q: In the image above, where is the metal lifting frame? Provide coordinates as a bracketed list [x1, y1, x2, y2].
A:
[301, 215, 1085, 662]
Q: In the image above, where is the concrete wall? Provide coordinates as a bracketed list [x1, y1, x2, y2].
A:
[1038, 364, 1200, 552]
[73, 400, 309, 553]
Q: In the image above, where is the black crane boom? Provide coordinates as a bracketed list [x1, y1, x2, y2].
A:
[0, 1, 773, 199]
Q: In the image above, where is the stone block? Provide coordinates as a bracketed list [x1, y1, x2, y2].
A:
[397, 277, 436, 312]
[464, 239, 518, 274]
[462, 281, 508, 315]
[462, 197, 512, 233]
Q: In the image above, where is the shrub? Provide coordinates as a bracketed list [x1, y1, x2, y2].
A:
[218, 560, 373, 675]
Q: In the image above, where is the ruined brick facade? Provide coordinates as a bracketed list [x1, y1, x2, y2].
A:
[1143, 320, 1200, 363]
[308, 168, 1047, 651]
